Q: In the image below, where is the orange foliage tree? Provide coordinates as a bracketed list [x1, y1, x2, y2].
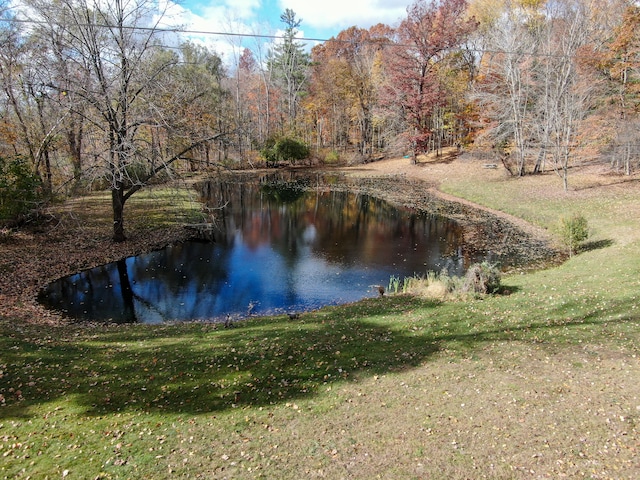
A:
[382, 0, 477, 162]
[306, 25, 392, 161]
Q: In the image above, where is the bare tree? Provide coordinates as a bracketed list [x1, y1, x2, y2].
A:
[20, 0, 225, 241]
[473, 0, 601, 188]
[31, 0, 90, 190]
[541, 0, 595, 191]
[473, 4, 541, 176]
[0, 5, 59, 192]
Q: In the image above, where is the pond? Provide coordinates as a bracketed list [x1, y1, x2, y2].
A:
[38, 173, 491, 324]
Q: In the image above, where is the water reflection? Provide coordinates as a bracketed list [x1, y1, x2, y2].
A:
[38, 174, 478, 323]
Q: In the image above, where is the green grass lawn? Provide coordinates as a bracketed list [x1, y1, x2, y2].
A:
[1, 168, 639, 479]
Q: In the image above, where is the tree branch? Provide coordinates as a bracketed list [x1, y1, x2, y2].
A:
[122, 132, 226, 202]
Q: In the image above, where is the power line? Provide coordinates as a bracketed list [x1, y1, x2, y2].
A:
[1, 15, 639, 64]
[0, 16, 329, 43]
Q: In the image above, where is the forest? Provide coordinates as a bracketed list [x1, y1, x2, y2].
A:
[0, 0, 639, 240]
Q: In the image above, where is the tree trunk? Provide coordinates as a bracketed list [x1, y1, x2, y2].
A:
[112, 186, 126, 242]
[533, 144, 546, 174]
[39, 149, 53, 194]
[67, 125, 83, 192]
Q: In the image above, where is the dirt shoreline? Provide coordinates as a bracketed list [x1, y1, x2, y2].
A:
[0, 156, 560, 325]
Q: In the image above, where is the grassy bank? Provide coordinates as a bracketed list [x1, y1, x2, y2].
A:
[1, 165, 639, 479]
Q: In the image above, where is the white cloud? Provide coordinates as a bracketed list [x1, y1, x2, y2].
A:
[161, 0, 410, 64]
[222, 0, 261, 18]
[197, 0, 261, 24]
[162, 0, 266, 65]
[280, 0, 407, 33]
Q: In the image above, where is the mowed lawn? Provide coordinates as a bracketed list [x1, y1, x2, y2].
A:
[1, 161, 639, 479]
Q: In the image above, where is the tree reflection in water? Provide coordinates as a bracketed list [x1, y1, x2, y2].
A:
[39, 174, 483, 324]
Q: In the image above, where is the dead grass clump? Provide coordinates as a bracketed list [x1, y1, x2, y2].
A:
[402, 271, 451, 300]
[395, 262, 502, 300]
[422, 281, 449, 299]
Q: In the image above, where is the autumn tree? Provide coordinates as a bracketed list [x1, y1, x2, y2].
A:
[307, 25, 392, 160]
[383, 0, 477, 162]
[428, 43, 480, 153]
[169, 42, 226, 168]
[306, 41, 351, 153]
[603, 3, 640, 174]
[236, 47, 268, 152]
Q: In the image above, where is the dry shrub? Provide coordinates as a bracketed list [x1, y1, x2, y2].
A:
[461, 262, 501, 295]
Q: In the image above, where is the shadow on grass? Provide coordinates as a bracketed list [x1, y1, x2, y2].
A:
[1, 294, 638, 419]
[496, 285, 521, 295]
[1, 297, 435, 418]
[580, 238, 614, 253]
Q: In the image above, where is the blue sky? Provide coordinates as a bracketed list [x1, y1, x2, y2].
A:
[166, 0, 409, 63]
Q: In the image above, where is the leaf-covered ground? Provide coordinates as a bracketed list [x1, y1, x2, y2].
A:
[0, 187, 198, 324]
[1, 156, 639, 479]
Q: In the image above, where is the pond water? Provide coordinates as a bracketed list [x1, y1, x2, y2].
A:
[38, 173, 488, 324]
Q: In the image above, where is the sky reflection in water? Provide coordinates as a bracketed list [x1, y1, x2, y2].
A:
[39, 176, 477, 323]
